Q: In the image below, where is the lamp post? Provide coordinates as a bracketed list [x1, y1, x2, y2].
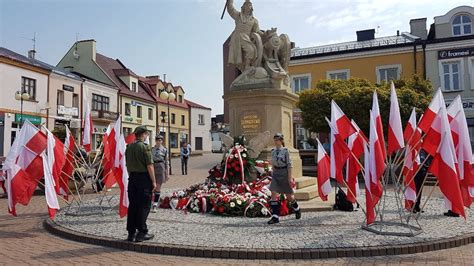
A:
[160, 88, 176, 175]
[14, 90, 30, 128]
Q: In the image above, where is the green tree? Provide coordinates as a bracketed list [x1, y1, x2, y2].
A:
[297, 75, 433, 136]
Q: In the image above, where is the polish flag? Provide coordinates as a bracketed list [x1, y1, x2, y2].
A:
[44, 128, 66, 196]
[42, 134, 61, 219]
[363, 144, 376, 225]
[60, 126, 76, 199]
[447, 96, 463, 146]
[125, 133, 136, 144]
[329, 101, 356, 184]
[404, 108, 422, 149]
[369, 110, 384, 200]
[316, 139, 331, 201]
[422, 105, 456, 159]
[388, 82, 404, 155]
[402, 143, 420, 209]
[429, 135, 465, 218]
[3, 121, 47, 215]
[345, 120, 366, 203]
[104, 117, 122, 188]
[450, 103, 474, 208]
[372, 91, 386, 161]
[113, 134, 129, 217]
[418, 88, 444, 133]
[82, 93, 93, 152]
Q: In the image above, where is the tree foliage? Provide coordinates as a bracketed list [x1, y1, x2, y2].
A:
[297, 75, 433, 136]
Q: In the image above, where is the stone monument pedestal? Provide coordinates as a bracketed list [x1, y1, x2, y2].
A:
[223, 86, 302, 182]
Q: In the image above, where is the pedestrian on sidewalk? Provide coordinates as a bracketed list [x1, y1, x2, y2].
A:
[151, 135, 169, 213]
[125, 126, 156, 242]
[180, 141, 190, 175]
[267, 133, 301, 224]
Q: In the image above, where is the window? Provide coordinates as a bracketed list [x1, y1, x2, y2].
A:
[469, 126, 474, 150]
[181, 115, 185, 126]
[148, 108, 153, 120]
[453, 15, 472, 36]
[123, 127, 132, 137]
[92, 94, 109, 111]
[171, 113, 176, 124]
[137, 106, 142, 118]
[160, 111, 166, 122]
[178, 95, 183, 103]
[376, 65, 401, 83]
[470, 58, 474, 90]
[440, 61, 462, 91]
[72, 94, 79, 108]
[131, 82, 137, 92]
[327, 69, 350, 80]
[170, 133, 178, 148]
[125, 103, 131, 116]
[21, 77, 36, 100]
[198, 114, 205, 125]
[291, 74, 311, 94]
[57, 90, 64, 106]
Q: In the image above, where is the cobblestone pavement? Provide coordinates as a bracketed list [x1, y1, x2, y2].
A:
[0, 153, 473, 265]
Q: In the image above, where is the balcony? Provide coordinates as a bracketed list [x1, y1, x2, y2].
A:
[91, 110, 119, 121]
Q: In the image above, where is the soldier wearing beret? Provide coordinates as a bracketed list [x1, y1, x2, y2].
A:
[268, 133, 301, 224]
[125, 126, 156, 242]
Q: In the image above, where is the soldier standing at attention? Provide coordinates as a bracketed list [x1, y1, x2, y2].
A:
[125, 126, 156, 242]
[267, 133, 301, 224]
[151, 135, 169, 213]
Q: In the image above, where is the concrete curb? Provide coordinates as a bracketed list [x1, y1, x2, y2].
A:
[44, 219, 474, 260]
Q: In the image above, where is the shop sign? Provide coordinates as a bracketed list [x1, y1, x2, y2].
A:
[124, 116, 134, 122]
[57, 105, 79, 116]
[438, 47, 474, 59]
[15, 114, 42, 125]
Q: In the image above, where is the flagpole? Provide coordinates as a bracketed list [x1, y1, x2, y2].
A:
[406, 171, 430, 223]
[342, 178, 367, 215]
[414, 180, 439, 220]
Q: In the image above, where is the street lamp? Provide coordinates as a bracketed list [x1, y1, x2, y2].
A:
[160, 88, 176, 175]
[15, 90, 30, 128]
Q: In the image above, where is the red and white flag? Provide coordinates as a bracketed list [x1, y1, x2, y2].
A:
[125, 132, 136, 144]
[102, 118, 121, 188]
[114, 134, 129, 217]
[447, 96, 463, 146]
[388, 82, 404, 155]
[422, 105, 456, 159]
[345, 120, 366, 203]
[429, 135, 465, 218]
[418, 88, 444, 133]
[59, 126, 75, 199]
[369, 110, 384, 201]
[82, 93, 93, 152]
[316, 139, 331, 201]
[372, 91, 386, 160]
[3, 121, 47, 215]
[450, 100, 474, 207]
[329, 101, 356, 184]
[43, 130, 63, 219]
[401, 108, 421, 209]
[363, 144, 376, 225]
[404, 108, 422, 149]
[402, 143, 420, 209]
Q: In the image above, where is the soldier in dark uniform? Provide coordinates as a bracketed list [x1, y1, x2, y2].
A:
[268, 133, 301, 224]
[125, 126, 156, 242]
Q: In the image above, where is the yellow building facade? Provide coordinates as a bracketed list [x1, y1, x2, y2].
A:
[289, 30, 425, 148]
[121, 96, 156, 142]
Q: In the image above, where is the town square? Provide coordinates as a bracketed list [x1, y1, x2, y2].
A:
[0, 0, 473, 265]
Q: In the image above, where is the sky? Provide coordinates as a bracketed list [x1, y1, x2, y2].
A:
[1, 0, 473, 116]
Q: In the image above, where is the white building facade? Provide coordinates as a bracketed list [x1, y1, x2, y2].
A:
[187, 100, 212, 152]
[0, 47, 51, 157]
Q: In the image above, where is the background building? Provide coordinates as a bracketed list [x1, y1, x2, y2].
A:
[47, 68, 82, 141]
[186, 99, 212, 152]
[424, 6, 474, 147]
[0, 47, 51, 156]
